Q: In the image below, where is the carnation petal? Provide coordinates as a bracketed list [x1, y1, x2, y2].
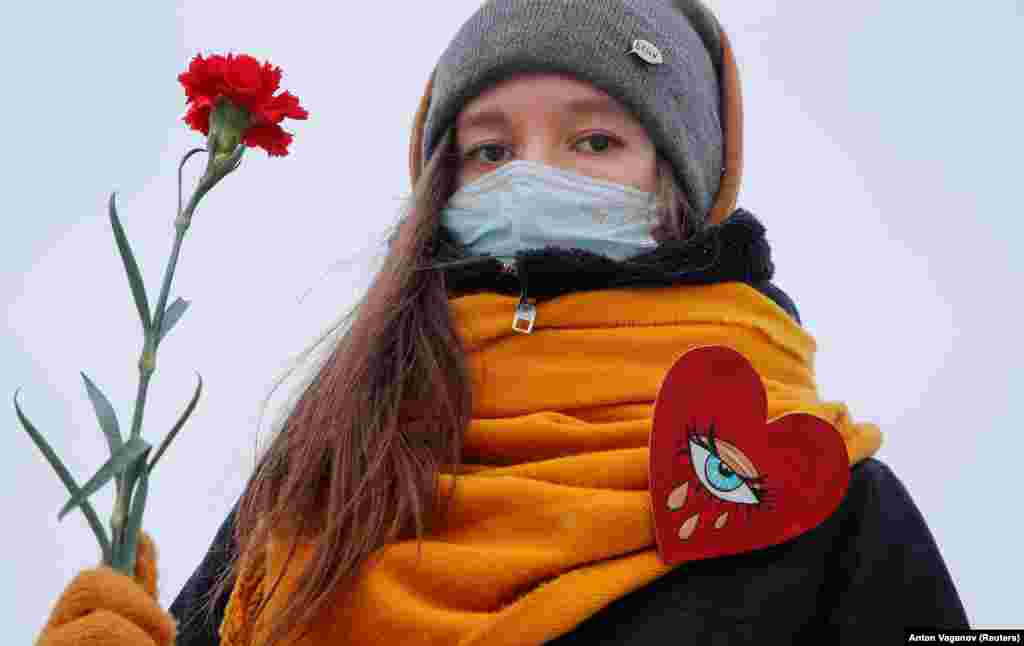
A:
[243, 122, 293, 157]
[260, 91, 309, 124]
[183, 105, 212, 136]
[179, 54, 228, 107]
[225, 54, 262, 95]
[260, 61, 283, 94]
[180, 51, 306, 153]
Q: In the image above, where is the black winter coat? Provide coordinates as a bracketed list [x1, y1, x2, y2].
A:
[169, 210, 969, 644]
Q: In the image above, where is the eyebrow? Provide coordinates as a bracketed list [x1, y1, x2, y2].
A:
[456, 96, 631, 132]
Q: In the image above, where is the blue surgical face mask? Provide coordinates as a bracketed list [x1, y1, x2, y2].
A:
[439, 160, 661, 262]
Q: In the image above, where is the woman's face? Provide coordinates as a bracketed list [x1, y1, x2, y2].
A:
[453, 72, 658, 193]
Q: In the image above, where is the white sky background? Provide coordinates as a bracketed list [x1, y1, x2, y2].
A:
[4, 1, 1021, 640]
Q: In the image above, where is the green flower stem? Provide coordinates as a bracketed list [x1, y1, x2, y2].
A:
[153, 221, 191, 351]
[109, 364, 155, 572]
[107, 139, 241, 575]
[109, 191, 194, 576]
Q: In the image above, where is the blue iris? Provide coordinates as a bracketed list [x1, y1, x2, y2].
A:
[705, 454, 744, 492]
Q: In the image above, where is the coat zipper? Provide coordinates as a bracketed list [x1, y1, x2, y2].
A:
[500, 258, 537, 334]
[424, 256, 536, 333]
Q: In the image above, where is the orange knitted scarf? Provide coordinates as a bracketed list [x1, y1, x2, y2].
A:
[220, 281, 882, 645]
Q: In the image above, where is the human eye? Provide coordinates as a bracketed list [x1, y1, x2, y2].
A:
[463, 142, 511, 166]
[687, 427, 763, 506]
[573, 132, 623, 155]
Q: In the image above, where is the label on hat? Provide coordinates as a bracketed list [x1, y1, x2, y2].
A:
[628, 39, 663, 65]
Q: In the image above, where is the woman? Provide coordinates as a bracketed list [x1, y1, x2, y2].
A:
[36, 1, 968, 645]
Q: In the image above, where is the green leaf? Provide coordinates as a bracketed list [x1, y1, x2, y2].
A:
[79, 372, 124, 499]
[156, 296, 190, 345]
[15, 388, 80, 500]
[147, 371, 202, 475]
[108, 191, 152, 336]
[14, 388, 111, 560]
[58, 436, 151, 521]
[118, 456, 151, 573]
[80, 372, 123, 456]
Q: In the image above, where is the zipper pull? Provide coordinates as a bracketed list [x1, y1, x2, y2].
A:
[512, 290, 537, 334]
[504, 258, 536, 334]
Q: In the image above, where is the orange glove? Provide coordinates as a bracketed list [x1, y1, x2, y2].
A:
[36, 530, 178, 646]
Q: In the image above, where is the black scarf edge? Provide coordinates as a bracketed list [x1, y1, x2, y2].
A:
[433, 208, 801, 324]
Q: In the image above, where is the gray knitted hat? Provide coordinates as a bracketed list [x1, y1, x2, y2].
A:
[418, 0, 729, 221]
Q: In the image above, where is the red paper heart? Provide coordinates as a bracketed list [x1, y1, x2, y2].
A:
[649, 345, 849, 566]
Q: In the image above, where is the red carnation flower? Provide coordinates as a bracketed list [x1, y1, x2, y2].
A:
[178, 52, 308, 157]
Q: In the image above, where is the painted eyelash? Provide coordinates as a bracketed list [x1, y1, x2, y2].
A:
[674, 419, 775, 511]
[687, 477, 776, 522]
[696, 422, 769, 486]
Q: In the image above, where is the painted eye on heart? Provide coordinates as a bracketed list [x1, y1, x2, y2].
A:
[665, 420, 776, 540]
[649, 345, 849, 566]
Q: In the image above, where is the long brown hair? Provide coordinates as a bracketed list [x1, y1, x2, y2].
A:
[197, 124, 704, 646]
